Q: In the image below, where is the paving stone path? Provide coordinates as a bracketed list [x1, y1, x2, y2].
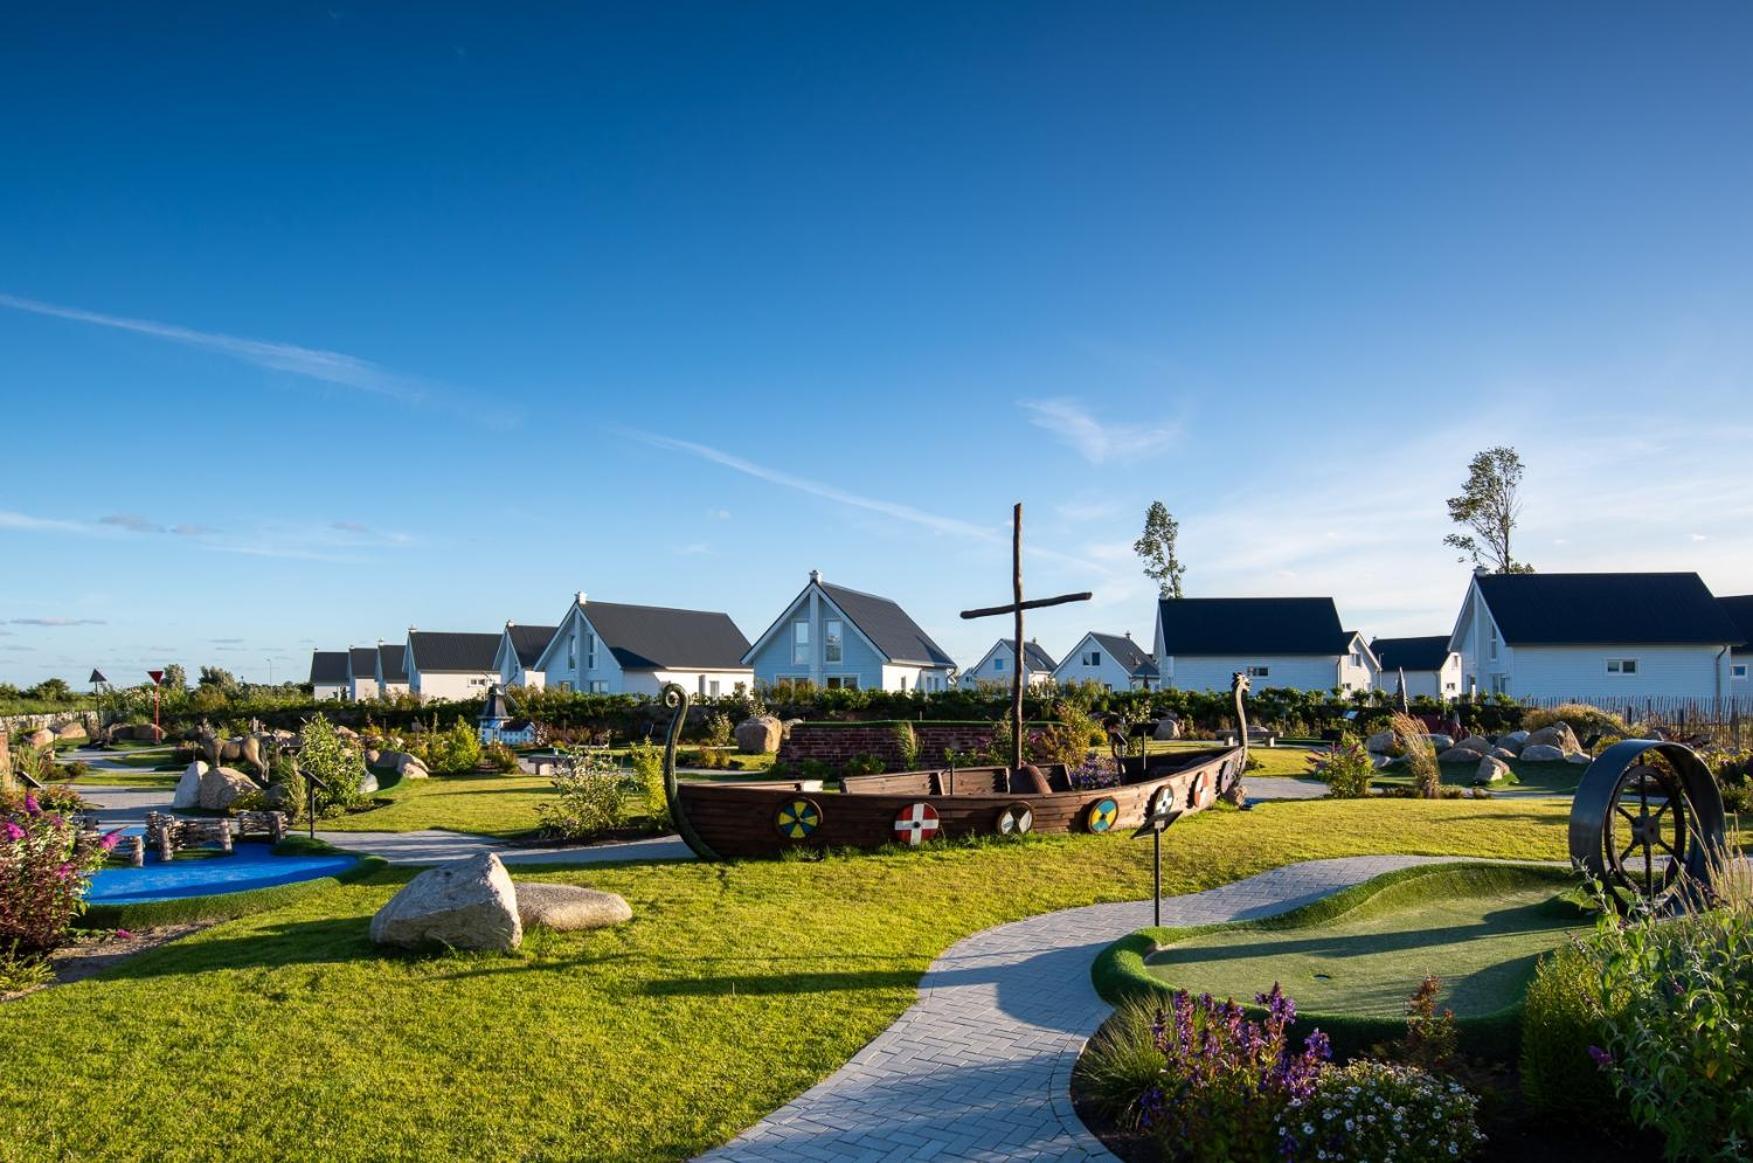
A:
[702, 854, 1459, 1163]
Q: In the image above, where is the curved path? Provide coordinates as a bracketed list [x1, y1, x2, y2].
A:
[701, 854, 1459, 1163]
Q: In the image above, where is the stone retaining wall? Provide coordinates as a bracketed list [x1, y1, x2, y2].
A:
[2, 710, 99, 737]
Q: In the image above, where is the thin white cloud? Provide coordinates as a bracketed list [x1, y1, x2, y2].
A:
[11, 617, 106, 626]
[0, 510, 91, 534]
[1020, 397, 1180, 464]
[99, 513, 164, 533]
[0, 292, 518, 428]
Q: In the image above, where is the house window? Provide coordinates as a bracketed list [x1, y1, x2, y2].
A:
[588, 680, 609, 694]
[567, 636, 576, 669]
[557, 681, 573, 693]
[825, 675, 859, 691]
[1083, 650, 1102, 667]
[1247, 666, 1270, 678]
[1733, 664, 1749, 680]
[585, 632, 596, 670]
[709, 680, 721, 696]
[824, 619, 843, 664]
[698, 675, 706, 696]
[1606, 658, 1639, 676]
[792, 622, 810, 665]
[993, 656, 1005, 672]
[1488, 625, 1498, 660]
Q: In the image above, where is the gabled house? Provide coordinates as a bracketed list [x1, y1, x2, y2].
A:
[494, 622, 557, 690]
[535, 592, 753, 697]
[744, 571, 955, 692]
[376, 642, 410, 700]
[405, 629, 502, 702]
[309, 650, 348, 701]
[1051, 632, 1159, 691]
[1720, 595, 1753, 686]
[1152, 597, 1376, 693]
[346, 646, 381, 701]
[1449, 572, 1741, 700]
[961, 638, 1059, 690]
[1370, 636, 1460, 700]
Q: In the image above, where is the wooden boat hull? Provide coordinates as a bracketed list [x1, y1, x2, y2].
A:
[674, 747, 1246, 860]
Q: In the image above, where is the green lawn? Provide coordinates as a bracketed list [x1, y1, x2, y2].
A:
[1372, 758, 1587, 796]
[0, 797, 1572, 1162]
[318, 771, 561, 837]
[1146, 865, 1590, 1018]
[68, 770, 181, 788]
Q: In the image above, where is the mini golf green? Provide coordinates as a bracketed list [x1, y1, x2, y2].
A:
[1137, 864, 1593, 1048]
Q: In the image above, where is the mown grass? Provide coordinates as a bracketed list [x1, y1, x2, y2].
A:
[0, 797, 1571, 1162]
[317, 771, 560, 837]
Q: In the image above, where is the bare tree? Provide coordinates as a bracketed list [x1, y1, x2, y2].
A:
[1444, 447, 1534, 573]
[1133, 501, 1186, 598]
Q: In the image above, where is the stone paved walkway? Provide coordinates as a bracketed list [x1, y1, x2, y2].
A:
[702, 854, 1460, 1163]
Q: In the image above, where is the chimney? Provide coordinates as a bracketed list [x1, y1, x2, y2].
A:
[1474, 565, 1491, 577]
[809, 569, 822, 584]
[576, 591, 588, 605]
[505, 619, 514, 628]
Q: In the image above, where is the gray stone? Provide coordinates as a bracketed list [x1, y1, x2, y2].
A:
[395, 752, 429, 779]
[1524, 723, 1581, 754]
[53, 721, 88, 743]
[1520, 743, 1568, 763]
[514, 882, 633, 931]
[1489, 746, 1518, 761]
[1152, 715, 1183, 742]
[172, 760, 209, 809]
[370, 852, 522, 951]
[359, 770, 379, 795]
[1496, 729, 1529, 754]
[1365, 730, 1395, 754]
[1425, 733, 1455, 752]
[1476, 755, 1511, 783]
[1567, 751, 1595, 766]
[1437, 746, 1482, 763]
[132, 723, 166, 743]
[734, 715, 784, 755]
[1453, 735, 1493, 755]
[25, 727, 55, 750]
[198, 766, 258, 810]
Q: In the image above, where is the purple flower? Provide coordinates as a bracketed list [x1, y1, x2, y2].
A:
[100, 829, 122, 852]
[23, 794, 40, 815]
[2, 821, 24, 842]
[114, 929, 134, 940]
[1587, 1045, 1614, 1070]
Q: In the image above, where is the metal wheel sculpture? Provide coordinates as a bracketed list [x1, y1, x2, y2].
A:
[1570, 739, 1727, 914]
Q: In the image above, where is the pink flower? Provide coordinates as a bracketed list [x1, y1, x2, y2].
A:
[114, 929, 133, 940]
[100, 829, 122, 852]
[2, 821, 24, 842]
[55, 862, 73, 879]
[22, 794, 40, 815]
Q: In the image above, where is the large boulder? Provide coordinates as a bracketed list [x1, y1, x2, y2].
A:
[1496, 730, 1530, 754]
[734, 716, 784, 755]
[1365, 730, 1396, 755]
[198, 766, 258, 810]
[514, 882, 633, 932]
[25, 727, 55, 750]
[1567, 751, 1595, 766]
[53, 721, 88, 743]
[1520, 743, 1568, 763]
[1476, 755, 1511, 784]
[1152, 715, 1183, 742]
[394, 753, 429, 779]
[358, 770, 380, 796]
[1425, 733, 1455, 752]
[1437, 746, 1483, 763]
[132, 723, 166, 743]
[1453, 735, 1494, 756]
[1524, 723, 1580, 755]
[172, 760, 209, 809]
[370, 853, 522, 952]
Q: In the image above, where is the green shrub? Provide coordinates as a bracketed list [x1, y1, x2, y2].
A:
[1308, 734, 1373, 798]
[537, 746, 630, 839]
[1521, 940, 1617, 1124]
[842, 753, 885, 777]
[297, 714, 369, 817]
[1076, 997, 1175, 1129]
[483, 742, 519, 773]
[628, 739, 668, 830]
[1278, 1060, 1484, 1162]
[413, 719, 483, 774]
[1523, 703, 1628, 739]
[701, 712, 734, 748]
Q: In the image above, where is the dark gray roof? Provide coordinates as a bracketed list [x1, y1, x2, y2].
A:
[1088, 632, 1156, 677]
[407, 631, 501, 673]
[583, 601, 751, 670]
[309, 650, 349, 684]
[1022, 640, 1058, 672]
[819, 581, 955, 667]
[347, 647, 377, 679]
[378, 644, 407, 682]
[1475, 573, 1740, 647]
[1371, 635, 1453, 673]
[1157, 597, 1347, 655]
[1721, 596, 1753, 650]
[504, 624, 557, 668]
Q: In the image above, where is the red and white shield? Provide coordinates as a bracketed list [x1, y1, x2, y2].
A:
[893, 802, 941, 846]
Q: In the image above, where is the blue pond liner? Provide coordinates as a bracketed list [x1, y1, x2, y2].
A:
[88, 828, 360, 904]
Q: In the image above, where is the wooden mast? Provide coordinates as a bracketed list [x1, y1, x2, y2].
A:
[1011, 502, 1024, 773]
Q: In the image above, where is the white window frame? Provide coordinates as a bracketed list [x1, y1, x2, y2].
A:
[824, 619, 843, 665]
[1083, 650, 1102, 667]
[587, 679, 609, 694]
[792, 621, 810, 666]
[1606, 658, 1639, 676]
[824, 674, 860, 691]
[566, 636, 576, 669]
[1733, 663, 1748, 680]
[585, 632, 597, 670]
[1488, 624, 1498, 661]
[709, 679, 721, 696]
[992, 655, 1005, 672]
[1247, 665, 1271, 678]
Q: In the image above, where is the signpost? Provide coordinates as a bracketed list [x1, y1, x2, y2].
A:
[147, 670, 164, 739]
[1131, 788, 1183, 928]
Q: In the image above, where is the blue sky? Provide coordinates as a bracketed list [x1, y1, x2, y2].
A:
[3, 2, 1752, 686]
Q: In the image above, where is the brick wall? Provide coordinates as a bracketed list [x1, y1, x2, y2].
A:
[778, 722, 1015, 769]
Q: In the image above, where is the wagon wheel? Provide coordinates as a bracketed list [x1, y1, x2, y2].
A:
[1600, 761, 1691, 908]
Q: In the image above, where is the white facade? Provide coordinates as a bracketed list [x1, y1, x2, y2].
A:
[1449, 578, 1735, 700]
[409, 668, 496, 702]
[536, 602, 754, 697]
[347, 674, 380, 701]
[1051, 634, 1153, 691]
[1165, 655, 1354, 694]
[961, 641, 1055, 690]
[1375, 656, 1462, 700]
[312, 681, 346, 701]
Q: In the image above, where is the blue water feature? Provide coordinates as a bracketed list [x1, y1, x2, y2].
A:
[88, 828, 360, 905]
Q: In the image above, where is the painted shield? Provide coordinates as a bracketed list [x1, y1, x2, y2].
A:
[996, 803, 1034, 836]
[893, 802, 941, 847]
[775, 797, 822, 840]
[1085, 796, 1120, 834]
[1186, 771, 1213, 810]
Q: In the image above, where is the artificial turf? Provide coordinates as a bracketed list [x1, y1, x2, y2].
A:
[0, 798, 1572, 1162]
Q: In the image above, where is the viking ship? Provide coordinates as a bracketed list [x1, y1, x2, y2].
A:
[658, 675, 1253, 861]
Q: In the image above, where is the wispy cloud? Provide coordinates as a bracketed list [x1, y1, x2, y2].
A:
[0, 510, 89, 534]
[1019, 397, 1180, 464]
[0, 292, 518, 428]
[99, 513, 164, 534]
[10, 617, 105, 626]
[3, 503, 407, 562]
[330, 520, 413, 545]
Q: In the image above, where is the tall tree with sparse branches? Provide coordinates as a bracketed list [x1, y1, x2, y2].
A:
[1134, 501, 1186, 598]
[1444, 446, 1534, 574]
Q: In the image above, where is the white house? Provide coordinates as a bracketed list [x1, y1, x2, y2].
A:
[346, 647, 381, 700]
[1448, 572, 1741, 701]
[308, 651, 348, 701]
[535, 592, 753, 697]
[494, 622, 556, 690]
[743, 571, 956, 692]
[376, 643, 411, 700]
[1152, 597, 1376, 693]
[1051, 632, 1159, 691]
[405, 629, 502, 702]
[1370, 636, 1461, 700]
[961, 638, 1058, 690]
[1721, 596, 1753, 687]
